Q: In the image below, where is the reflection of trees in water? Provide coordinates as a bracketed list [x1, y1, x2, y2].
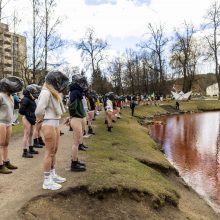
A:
[149, 112, 220, 208]
[214, 114, 220, 203]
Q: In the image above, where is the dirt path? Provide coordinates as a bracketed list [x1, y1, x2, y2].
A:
[0, 124, 86, 220]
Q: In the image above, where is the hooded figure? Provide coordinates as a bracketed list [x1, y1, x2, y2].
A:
[0, 76, 23, 94]
[35, 71, 69, 121]
[0, 76, 23, 174]
[69, 74, 88, 118]
[106, 92, 114, 101]
[105, 92, 114, 111]
[19, 84, 42, 125]
[87, 90, 96, 111]
[19, 84, 42, 158]
[26, 84, 42, 97]
[45, 71, 69, 92]
[26, 84, 42, 99]
[68, 74, 88, 172]
[35, 71, 69, 191]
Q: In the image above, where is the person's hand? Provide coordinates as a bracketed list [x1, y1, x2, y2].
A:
[36, 118, 43, 124]
[64, 117, 70, 126]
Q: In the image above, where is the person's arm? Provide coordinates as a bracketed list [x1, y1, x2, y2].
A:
[35, 90, 50, 121]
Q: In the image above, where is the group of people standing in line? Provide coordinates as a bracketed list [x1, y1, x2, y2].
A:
[0, 72, 130, 191]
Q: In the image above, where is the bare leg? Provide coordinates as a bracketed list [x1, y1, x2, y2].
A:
[0, 124, 7, 165]
[42, 125, 57, 172]
[70, 118, 83, 161]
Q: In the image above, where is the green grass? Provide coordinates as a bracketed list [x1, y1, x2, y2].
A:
[12, 115, 23, 136]
[81, 111, 179, 208]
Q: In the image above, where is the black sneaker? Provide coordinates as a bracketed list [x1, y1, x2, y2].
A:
[38, 137, 45, 146]
[88, 128, 95, 135]
[71, 161, 86, 172]
[80, 143, 88, 148]
[78, 144, 87, 151]
[33, 139, 43, 148]
[29, 146, 39, 154]
[22, 150, 33, 158]
[77, 160, 86, 167]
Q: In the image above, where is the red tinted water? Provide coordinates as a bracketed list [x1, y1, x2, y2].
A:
[148, 112, 220, 213]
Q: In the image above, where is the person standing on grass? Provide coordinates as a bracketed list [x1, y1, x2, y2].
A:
[67, 74, 88, 172]
[105, 92, 114, 132]
[0, 76, 23, 174]
[87, 90, 96, 135]
[130, 96, 137, 116]
[176, 101, 180, 110]
[35, 71, 69, 190]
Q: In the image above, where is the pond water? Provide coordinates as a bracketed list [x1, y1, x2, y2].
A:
[148, 111, 220, 213]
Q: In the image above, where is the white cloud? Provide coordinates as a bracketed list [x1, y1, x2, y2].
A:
[1, 0, 216, 73]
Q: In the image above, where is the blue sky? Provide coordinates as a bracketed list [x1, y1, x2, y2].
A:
[85, 0, 151, 5]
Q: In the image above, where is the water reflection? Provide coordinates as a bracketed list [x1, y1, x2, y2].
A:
[149, 112, 220, 213]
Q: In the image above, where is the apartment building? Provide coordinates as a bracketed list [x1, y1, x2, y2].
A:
[0, 23, 27, 78]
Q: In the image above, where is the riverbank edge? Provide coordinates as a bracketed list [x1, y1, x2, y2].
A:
[136, 102, 220, 214]
[18, 101, 220, 219]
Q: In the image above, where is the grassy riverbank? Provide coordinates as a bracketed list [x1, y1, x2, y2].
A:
[18, 100, 220, 219]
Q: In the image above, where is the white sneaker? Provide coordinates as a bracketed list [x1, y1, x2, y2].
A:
[42, 179, 62, 190]
[52, 173, 66, 183]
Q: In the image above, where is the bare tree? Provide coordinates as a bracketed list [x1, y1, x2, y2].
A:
[43, 0, 63, 74]
[140, 23, 168, 95]
[0, 0, 12, 22]
[203, 0, 220, 98]
[170, 22, 200, 92]
[32, 0, 40, 82]
[76, 27, 108, 76]
[108, 57, 124, 95]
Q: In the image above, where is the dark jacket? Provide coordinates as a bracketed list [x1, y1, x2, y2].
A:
[88, 96, 96, 111]
[19, 90, 36, 125]
[130, 99, 136, 109]
[69, 84, 86, 118]
[13, 94, 20, 109]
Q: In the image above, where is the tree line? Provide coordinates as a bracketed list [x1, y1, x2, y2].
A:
[1, 0, 220, 97]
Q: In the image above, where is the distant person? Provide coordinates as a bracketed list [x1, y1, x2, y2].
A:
[130, 96, 137, 116]
[12, 93, 20, 125]
[105, 92, 114, 132]
[176, 101, 180, 110]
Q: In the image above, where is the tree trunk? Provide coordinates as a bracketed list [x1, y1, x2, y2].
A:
[44, 0, 48, 74]
[32, 0, 36, 83]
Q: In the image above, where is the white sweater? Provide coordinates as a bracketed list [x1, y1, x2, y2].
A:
[105, 99, 113, 112]
[35, 88, 65, 120]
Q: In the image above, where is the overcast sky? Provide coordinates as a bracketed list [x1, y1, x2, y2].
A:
[3, 0, 216, 72]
